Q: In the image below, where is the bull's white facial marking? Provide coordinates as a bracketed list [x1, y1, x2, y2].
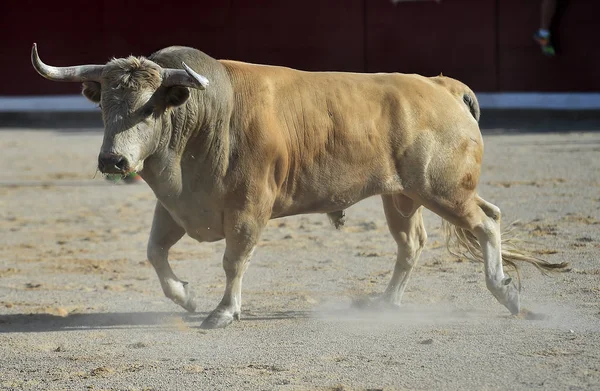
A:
[100, 89, 160, 173]
[92, 57, 170, 174]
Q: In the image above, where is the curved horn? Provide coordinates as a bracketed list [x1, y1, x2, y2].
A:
[161, 62, 209, 90]
[31, 43, 104, 82]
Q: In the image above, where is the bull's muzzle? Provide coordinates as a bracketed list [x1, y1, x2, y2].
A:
[98, 152, 130, 174]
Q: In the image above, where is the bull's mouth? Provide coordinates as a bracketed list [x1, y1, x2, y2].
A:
[99, 164, 143, 176]
[100, 161, 144, 182]
[97, 153, 144, 175]
[99, 167, 131, 175]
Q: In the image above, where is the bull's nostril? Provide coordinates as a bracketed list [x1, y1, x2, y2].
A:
[114, 156, 128, 171]
[98, 153, 129, 174]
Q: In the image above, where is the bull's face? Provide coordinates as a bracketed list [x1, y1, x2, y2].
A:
[30, 44, 209, 176]
[84, 58, 196, 175]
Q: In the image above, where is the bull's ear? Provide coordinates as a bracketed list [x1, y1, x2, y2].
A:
[165, 86, 190, 107]
[82, 82, 101, 103]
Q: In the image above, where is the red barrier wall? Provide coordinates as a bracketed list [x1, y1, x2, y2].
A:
[2, 0, 598, 95]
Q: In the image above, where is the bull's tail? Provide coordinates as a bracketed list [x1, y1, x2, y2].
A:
[462, 91, 480, 123]
[433, 74, 480, 122]
[441, 220, 568, 287]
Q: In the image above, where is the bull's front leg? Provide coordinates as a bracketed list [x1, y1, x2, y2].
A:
[147, 202, 196, 312]
[200, 212, 265, 329]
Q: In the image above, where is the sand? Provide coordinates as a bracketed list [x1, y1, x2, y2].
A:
[0, 127, 599, 390]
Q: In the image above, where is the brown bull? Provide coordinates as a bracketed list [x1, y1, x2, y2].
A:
[31, 44, 566, 329]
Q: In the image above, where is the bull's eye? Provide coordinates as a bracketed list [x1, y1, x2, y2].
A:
[141, 106, 154, 118]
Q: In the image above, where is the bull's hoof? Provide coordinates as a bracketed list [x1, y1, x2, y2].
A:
[200, 307, 238, 329]
[504, 287, 521, 315]
[180, 297, 197, 313]
[351, 296, 402, 311]
[514, 307, 547, 320]
[171, 282, 196, 313]
[492, 278, 520, 315]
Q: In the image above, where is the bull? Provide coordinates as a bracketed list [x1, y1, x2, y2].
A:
[31, 44, 567, 329]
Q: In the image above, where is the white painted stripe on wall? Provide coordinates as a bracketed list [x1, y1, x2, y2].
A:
[476, 93, 600, 110]
[1, 93, 600, 112]
[0, 96, 99, 112]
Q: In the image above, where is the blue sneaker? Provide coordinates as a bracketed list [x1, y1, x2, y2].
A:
[533, 32, 556, 56]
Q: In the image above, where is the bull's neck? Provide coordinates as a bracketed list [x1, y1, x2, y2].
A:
[143, 62, 234, 200]
[179, 88, 233, 179]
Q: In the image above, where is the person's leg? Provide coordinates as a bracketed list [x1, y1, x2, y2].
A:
[540, 0, 558, 30]
[534, 0, 557, 56]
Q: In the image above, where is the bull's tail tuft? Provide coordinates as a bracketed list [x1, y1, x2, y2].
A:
[441, 220, 569, 288]
[463, 92, 480, 123]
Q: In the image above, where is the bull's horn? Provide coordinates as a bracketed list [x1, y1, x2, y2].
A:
[161, 62, 209, 90]
[31, 43, 104, 82]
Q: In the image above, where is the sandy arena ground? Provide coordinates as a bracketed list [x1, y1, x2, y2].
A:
[0, 126, 599, 390]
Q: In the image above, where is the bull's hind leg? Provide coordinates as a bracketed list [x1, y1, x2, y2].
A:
[426, 194, 520, 314]
[379, 194, 427, 306]
[471, 196, 520, 314]
[146, 202, 196, 312]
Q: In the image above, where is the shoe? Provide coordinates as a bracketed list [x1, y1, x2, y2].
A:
[533, 32, 556, 56]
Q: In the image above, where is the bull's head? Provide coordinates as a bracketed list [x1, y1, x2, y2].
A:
[31, 43, 209, 175]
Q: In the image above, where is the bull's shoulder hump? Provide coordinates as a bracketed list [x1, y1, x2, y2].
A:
[219, 60, 298, 75]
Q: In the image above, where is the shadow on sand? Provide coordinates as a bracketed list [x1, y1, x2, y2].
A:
[0, 310, 312, 333]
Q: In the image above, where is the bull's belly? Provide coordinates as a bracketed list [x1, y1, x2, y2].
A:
[272, 174, 403, 218]
[155, 172, 402, 238]
[274, 196, 358, 218]
[162, 201, 225, 242]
